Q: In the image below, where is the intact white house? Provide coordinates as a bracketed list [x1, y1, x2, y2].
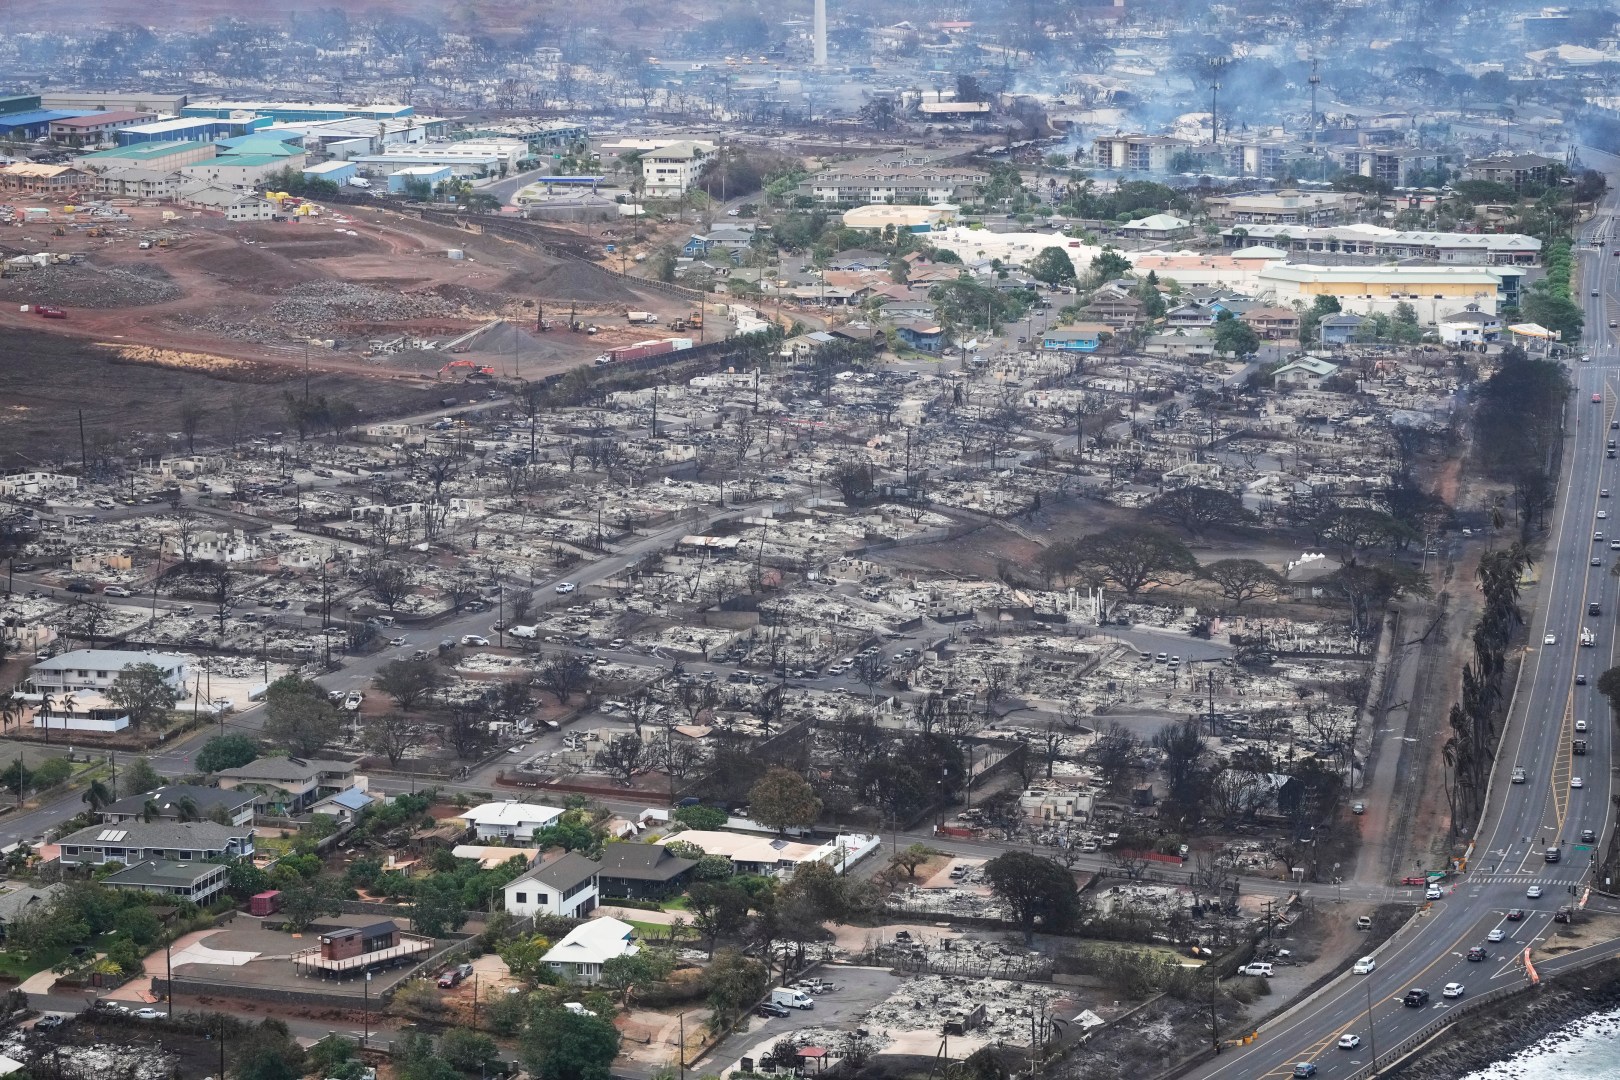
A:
[462, 801, 564, 841]
[640, 141, 711, 196]
[29, 650, 188, 694]
[1437, 306, 1502, 346]
[541, 916, 638, 983]
[502, 852, 601, 918]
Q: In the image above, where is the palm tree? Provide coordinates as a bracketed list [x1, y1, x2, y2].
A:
[141, 798, 160, 824]
[175, 796, 199, 823]
[82, 779, 112, 815]
[0, 692, 19, 734]
[36, 691, 54, 744]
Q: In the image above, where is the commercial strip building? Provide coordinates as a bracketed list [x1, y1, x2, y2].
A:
[1220, 223, 1542, 266]
[804, 165, 987, 205]
[1256, 264, 1512, 321]
[41, 92, 188, 114]
[1204, 189, 1358, 225]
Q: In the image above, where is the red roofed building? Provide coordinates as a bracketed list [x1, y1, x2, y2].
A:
[49, 110, 156, 147]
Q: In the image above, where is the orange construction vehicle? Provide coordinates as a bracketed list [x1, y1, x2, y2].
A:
[438, 360, 497, 380]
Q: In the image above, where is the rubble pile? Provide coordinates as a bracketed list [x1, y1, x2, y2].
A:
[865, 975, 1063, 1042]
[0, 262, 182, 307]
[270, 281, 458, 331]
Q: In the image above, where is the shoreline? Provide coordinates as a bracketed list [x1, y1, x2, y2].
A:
[1386, 957, 1620, 1078]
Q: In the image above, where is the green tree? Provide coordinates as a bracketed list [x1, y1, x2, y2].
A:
[1212, 312, 1261, 358]
[411, 873, 469, 938]
[1298, 294, 1342, 343]
[1597, 667, 1620, 715]
[440, 1028, 500, 1073]
[263, 675, 342, 756]
[279, 876, 342, 932]
[521, 1002, 622, 1080]
[1028, 247, 1076, 286]
[747, 767, 822, 833]
[1088, 247, 1131, 284]
[105, 663, 180, 731]
[31, 757, 70, 790]
[81, 778, 113, 814]
[305, 1036, 358, 1079]
[196, 733, 260, 773]
[119, 757, 163, 799]
[673, 804, 727, 830]
[703, 948, 769, 1024]
[233, 1019, 307, 1080]
[687, 882, 751, 958]
[983, 851, 1080, 945]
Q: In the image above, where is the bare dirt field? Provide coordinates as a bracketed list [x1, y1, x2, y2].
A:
[0, 202, 685, 374]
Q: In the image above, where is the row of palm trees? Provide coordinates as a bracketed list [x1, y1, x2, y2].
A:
[0, 690, 77, 743]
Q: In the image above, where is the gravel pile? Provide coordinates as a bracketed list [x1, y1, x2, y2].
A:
[0, 262, 183, 307]
[270, 281, 457, 331]
[183, 311, 291, 343]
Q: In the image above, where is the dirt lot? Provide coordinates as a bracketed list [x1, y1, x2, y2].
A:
[0, 202, 684, 373]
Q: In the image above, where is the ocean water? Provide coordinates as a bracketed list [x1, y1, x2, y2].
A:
[1458, 1004, 1620, 1079]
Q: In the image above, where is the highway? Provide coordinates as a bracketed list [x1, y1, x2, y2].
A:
[1184, 185, 1620, 1080]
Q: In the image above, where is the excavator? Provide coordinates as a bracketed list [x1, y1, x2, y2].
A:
[438, 359, 497, 380]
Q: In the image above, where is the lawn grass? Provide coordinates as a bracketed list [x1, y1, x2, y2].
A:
[661, 895, 691, 912]
[625, 919, 694, 941]
[0, 944, 69, 980]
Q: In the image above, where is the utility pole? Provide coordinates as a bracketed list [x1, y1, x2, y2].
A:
[1209, 58, 1227, 146]
[1308, 59, 1321, 156]
[166, 939, 173, 1016]
[78, 409, 87, 473]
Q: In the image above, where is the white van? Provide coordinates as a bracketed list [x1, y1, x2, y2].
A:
[508, 625, 539, 639]
[770, 988, 814, 1010]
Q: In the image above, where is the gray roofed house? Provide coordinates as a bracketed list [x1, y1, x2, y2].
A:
[100, 784, 255, 827]
[503, 851, 601, 919]
[216, 758, 362, 815]
[57, 820, 254, 866]
[0, 884, 64, 937]
[596, 843, 698, 900]
[103, 860, 229, 904]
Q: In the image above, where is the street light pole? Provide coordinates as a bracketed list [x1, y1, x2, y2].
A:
[363, 970, 372, 1047]
[1365, 978, 1377, 1065]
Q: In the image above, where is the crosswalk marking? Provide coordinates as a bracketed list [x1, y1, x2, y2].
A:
[1450, 875, 1576, 886]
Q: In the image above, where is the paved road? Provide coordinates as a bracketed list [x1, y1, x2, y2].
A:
[1182, 183, 1620, 1080]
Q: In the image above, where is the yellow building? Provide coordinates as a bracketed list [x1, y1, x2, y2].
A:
[1258, 264, 1507, 323]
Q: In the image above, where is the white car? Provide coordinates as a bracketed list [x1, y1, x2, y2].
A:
[1426, 885, 1443, 900]
[343, 693, 363, 711]
[1338, 1034, 1361, 1050]
[461, 635, 489, 647]
[1487, 928, 1506, 942]
[1527, 885, 1544, 899]
[390, 636, 409, 647]
[133, 1007, 162, 1020]
[103, 585, 133, 597]
[1572, 777, 1584, 788]
[555, 582, 576, 594]
[1545, 633, 1557, 645]
[1443, 983, 1465, 998]
[1577, 718, 1589, 732]
[1352, 956, 1376, 974]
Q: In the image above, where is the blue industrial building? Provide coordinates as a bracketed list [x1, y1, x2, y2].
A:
[0, 109, 94, 139]
[303, 160, 357, 185]
[118, 116, 266, 145]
